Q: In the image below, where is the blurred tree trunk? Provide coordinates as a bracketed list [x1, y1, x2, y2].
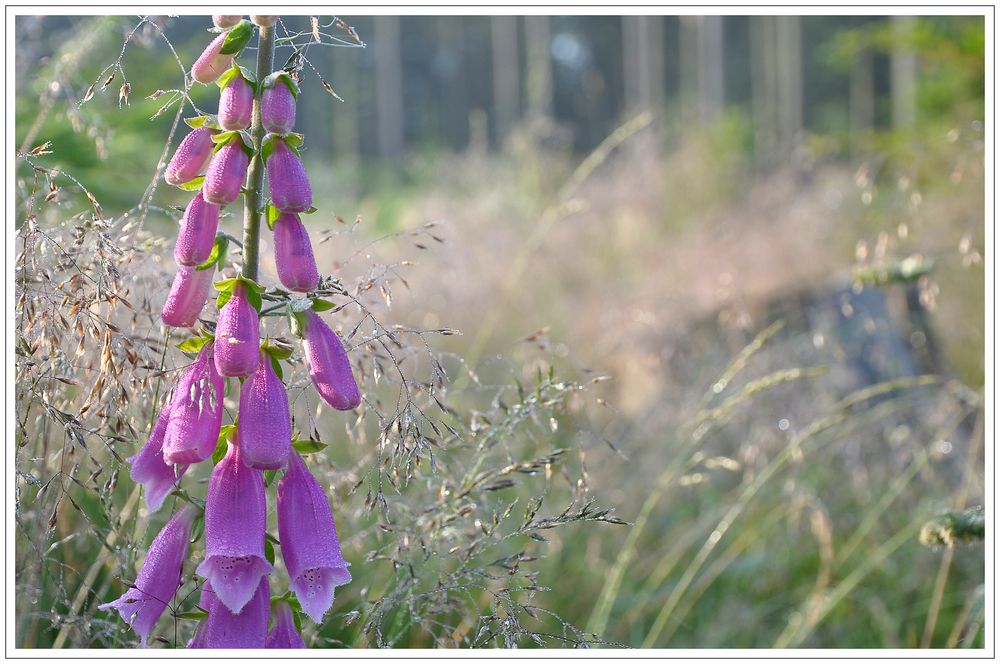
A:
[678, 16, 724, 121]
[623, 16, 665, 115]
[491, 15, 520, 145]
[698, 16, 725, 120]
[750, 16, 779, 159]
[524, 15, 552, 117]
[374, 15, 403, 159]
[891, 15, 918, 129]
[330, 44, 360, 162]
[437, 16, 469, 150]
[850, 47, 875, 140]
[775, 16, 802, 154]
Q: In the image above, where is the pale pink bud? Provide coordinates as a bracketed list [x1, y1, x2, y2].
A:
[218, 74, 254, 131]
[266, 137, 312, 213]
[164, 126, 216, 186]
[302, 311, 361, 411]
[261, 74, 296, 135]
[191, 33, 234, 85]
[251, 15, 279, 27]
[174, 192, 220, 267]
[213, 15, 242, 29]
[238, 351, 291, 470]
[214, 283, 260, 378]
[273, 212, 319, 292]
[203, 139, 249, 206]
[162, 265, 213, 328]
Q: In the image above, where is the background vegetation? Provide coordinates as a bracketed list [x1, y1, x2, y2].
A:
[14, 14, 985, 649]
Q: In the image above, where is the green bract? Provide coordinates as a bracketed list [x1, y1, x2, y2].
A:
[214, 275, 266, 311]
[262, 70, 299, 97]
[218, 19, 254, 56]
[216, 63, 257, 92]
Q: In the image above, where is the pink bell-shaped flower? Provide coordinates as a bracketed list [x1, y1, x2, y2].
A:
[162, 265, 213, 328]
[238, 351, 291, 470]
[174, 192, 220, 267]
[191, 33, 234, 85]
[188, 578, 270, 649]
[212, 15, 242, 29]
[164, 125, 217, 186]
[265, 135, 312, 213]
[195, 440, 273, 613]
[99, 506, 196, 647]
[214, 282, 260, 377]
[218, 72, 254, 131]
[266, 601, 306, 648]
[301, 311, 361, 411]
[127, 403, 188, 513]
[277, 451, 352, 623]
[261, 73, 297, 135]
[162, 343, 224, 465]
[203, 137, 250, 206]
[273, 212, 319, 292]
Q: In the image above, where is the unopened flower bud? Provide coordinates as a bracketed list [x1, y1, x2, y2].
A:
[174, 192, 220, 267]
[164, 125, 216, 186]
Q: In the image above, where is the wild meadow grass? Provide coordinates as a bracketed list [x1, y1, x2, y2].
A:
[15, 15, 984, 649]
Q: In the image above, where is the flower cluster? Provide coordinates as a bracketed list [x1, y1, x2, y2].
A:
[101, 15, 359, 649]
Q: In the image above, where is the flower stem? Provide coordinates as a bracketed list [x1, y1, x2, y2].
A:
[241, 24, 275, 282]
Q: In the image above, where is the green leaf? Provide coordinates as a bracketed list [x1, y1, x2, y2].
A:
[264, 468, 278, 488]
[176, 335, 211, 354]
[175, 610, 208, 621]
[195, 235, 229, 272]
[310, 298, 335, 312]
[269, 353, 283, 381]
[264, 537, 275, 566]
[261, 339, 294, 361]
[216, 63, 256, 91]
[212, 424, 237, 465]
[184, 115, 208, 129]
[210, 129, 240, 145]
[263, 70, 299, 97]
[260, 134, 277, 162]
[214, 277, 238, 291]
[301, 206, 318, 214]
[175, 175, 205, 192]
[246, 287, 263, 313]
[290, 308, 309, 338]
[218, 19, 253, 56]
[283, 132, 305, 151]
[266, 204, 282, 230]
[292, 439, 327, 454]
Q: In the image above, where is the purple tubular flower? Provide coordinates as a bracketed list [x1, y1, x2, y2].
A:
[261, 79, 296, 135]
[195, 441, 272, 613]
[128, 403, 189, 513]
[218, 75, 254, 131]
[266, 137, 312, 213]
[277, 451, 352, 623]
[213, 15, 242, 29]
[165, 126, 217, 186]
[203, 139, 249, 206]
[163, 343, 225, 465]
[162, 265, 213, 328]
[99, 506, 196, 647]
[266, 602, 306, 649]
[273, 213, 319, 292]
[302, 311, 361, 411]
[192, 32, 235, 85]
[238, 351, 291, 470]
[174, 192, 220, 267]
[189, 579, 270, 649]
[214, 283, 260, 377]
